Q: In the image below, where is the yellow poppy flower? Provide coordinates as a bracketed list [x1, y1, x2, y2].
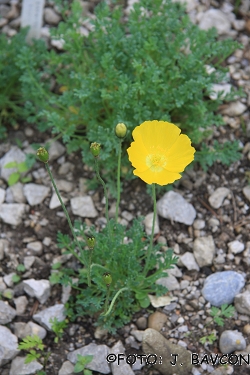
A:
[127, 120, 195, 186]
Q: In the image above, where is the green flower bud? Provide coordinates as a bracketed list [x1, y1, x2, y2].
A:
[37, 147, 49, 163]
[103, 272, 112, 287]
[115, 123, 127, 139]
[90, 142, 101, 157]
[87, 236, 95, 249]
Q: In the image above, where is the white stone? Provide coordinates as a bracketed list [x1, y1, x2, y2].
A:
[235, 291, 250, 315]
[208, 187, 230, 209]
[59, 361, 75, 375]
[0, 146, 26, 182]
[111, 341, 134, 375]
[156, 275, 180, 291]
[144, 212, 160, 235]
[23, 183, 50, 206]
[228, 240, 245, 254]
[49, 192, 68, 209]
[0, 187, 5, 204]
[157, 191, 196, 225]
[221, 101, 247, 116]
[51, 38, 65, 50]
[23, 279, 51, 304]
[199, 9, 231, 35]
[209, 84, 232, 100]
[67, 343, 110, 374]
[243, 185, 250, 202]
[0, 300, 16, 324]
[179, 252, 200, 271]
[27, 241, 43, 255]
[10, 356, 43, 375]
[10, 182, 26, 203]
[193, 235, 215, 267]
[148, 294, 177, 308]
[14, 296, 28, 315]
[33, 304, 66, 331]
[70, 196, 98, 218]
[44, 7, 61, 25]
[0, 326, 19, 366]
[0, 203, 27, 225]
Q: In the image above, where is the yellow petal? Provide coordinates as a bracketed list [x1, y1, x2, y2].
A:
[165, 134, 195, 172]
[134, 168, 182, 186]
[133, 120, 181, 152]
[127, 137, 148, 172]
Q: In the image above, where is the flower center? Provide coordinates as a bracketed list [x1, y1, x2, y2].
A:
[146, 153, 167, 172]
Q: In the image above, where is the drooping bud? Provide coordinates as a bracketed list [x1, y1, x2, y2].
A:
[87, 236, 95, 249]
[103, 272, 112, 287]
[90, 142, 101, 157]
[37, 147, 49, 163]
[115, 123, 127, 139]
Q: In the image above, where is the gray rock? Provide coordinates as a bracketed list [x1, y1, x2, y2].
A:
[54, 179, 74, 193]
[199, 9, 231, 35]
[33, 304, 65, 331]
[157, 191, 196, 225]
[47, 140, 65, 161]
[142, 328, 192, 375]
[144, 212, 159, 235]
[221, 101, 247, 116]
[44, 7, 61, 25]
[10, 182, 26, 203]
[14, 321, 46, 340]
[0, 238, 9, 257]
[202, 271, 245, 306]
[0, 187, 5, 204]
[23, 184, 50, 206]
[156, 275, 180, 291]
[219, 330, 246, 354]
[209, 84, 232, 100]
[14, 296, 28, 315]
[70, 196, 98, 218]
[208, 187, 230, 209]
[24, 256, 35, 269]
[67, 343, 110, 374]
[0, 146, 26, 182]
[49, 192, 68, 209]
[193, 235, 215, 267]
[0, 326, 19, 366]
[0, 277, 6, 292]
[179, 252, 200, 271]
[110, 340, 135, 375]
[243, 185, 250, 202]
[26, 241, 43, 256]
[10, 356, 43, 375]
[0, 300, 16, 324]
[3, 272, 16, 287]
[228, 240, 245, 254]
[235, 291, 250, 315]
[59, 361, 75, 375]
[23, 279, 51, 304]
[0, 203, 27, 225]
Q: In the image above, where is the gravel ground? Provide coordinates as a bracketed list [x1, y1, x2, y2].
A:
[1, 0, 250, 375]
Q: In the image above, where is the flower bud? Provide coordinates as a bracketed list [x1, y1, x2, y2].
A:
[90, 142, 101, 157]
[103, 272, 112, 287]
[87, 236, 95, 249]
[37, 147, 49, 163]
[115, 123, 127, 139]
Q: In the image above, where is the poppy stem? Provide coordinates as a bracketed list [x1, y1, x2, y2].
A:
[45, 163, 86, 266]
[144, 183, 156, 275]
[115, 139, 122, 223]
[94, 157, 111, 238]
